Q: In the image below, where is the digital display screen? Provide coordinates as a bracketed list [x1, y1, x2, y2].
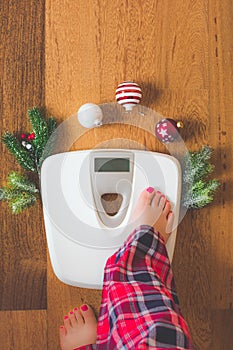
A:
[94, 158, 130, 172]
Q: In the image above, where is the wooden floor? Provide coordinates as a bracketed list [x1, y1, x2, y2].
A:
[0, 0, 232, 349]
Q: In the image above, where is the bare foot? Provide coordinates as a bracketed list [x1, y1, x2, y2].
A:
[59, 304, 97, 350]
[131, 187, 174, 244]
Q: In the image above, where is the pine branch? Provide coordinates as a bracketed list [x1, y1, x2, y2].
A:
[183, 179, 220, 208]
[182, 146, 220, 209]
[37, 117, 57, 168]
[7, 172, 39, 194]
[47, 117, 57, 136]
[0, 107, 58, 214]
[183, 145, 214, 184]
[10, 192, 38, 214]
[2, 132, 37, 172]
[0, 172, 39, 213]
[28, 108, 57, 165]
[0, 187, 22, 201]
[28, 107, 50, 160]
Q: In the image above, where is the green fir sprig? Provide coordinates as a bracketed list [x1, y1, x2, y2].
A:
[0, 172, 39, 214]
[2, 108, 57, 174]
[1, 107, 57, 213]
[2, 132, 37, 172]
[0, 108, 220, 213]
[7, 171, 39, 193]
[28, 107, 57, 162]
[182, 146, 220, 209]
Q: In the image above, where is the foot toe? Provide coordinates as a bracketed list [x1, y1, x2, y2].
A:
[74, 307, 84, 324]
[152, 190, 162, 207]
[166, 211, 174, 234]
[163, 200, 171, 215]
[63, 315, 71, 330]
[68, 311, 77, 327]
[140, 187, 155, 205]
[59, 325, 66, 337]
[158, 195, 166, 209]
[80, 305, 97, 324]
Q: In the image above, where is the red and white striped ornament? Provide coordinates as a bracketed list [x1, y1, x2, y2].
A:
[115, 81, 142, 111]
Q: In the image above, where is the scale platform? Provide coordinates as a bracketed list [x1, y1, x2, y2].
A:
[41, 149, 181, 289]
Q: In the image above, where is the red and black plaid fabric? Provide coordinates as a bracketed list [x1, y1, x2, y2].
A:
[77, 225, 195, 349]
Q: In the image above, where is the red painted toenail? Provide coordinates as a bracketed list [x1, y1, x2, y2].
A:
[161, 195, 165, 198]
[157, 191, 161, 194]
[74, 307, 78, 311]
[81, 304, 88, 311]
[146, 187, 154, 193]
[64, 315, 68, 320]
[69, 311, 73, 315]
[60, 326, 64, 329]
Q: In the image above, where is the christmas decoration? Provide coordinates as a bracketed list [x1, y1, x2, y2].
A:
[0, 105, 220, 214]
[115, 81, 142, 111]
[155, 118, 183, 143]
[0, 107, 57, 213]
[2, 107, 57, 174]
[77, 103, 103, 128]
[28, 132, 35, 140]
[182, 145, 220, 208]
[0, 172, 39, 214]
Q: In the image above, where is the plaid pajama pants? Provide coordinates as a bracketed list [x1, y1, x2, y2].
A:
[76, 225, 195, 350]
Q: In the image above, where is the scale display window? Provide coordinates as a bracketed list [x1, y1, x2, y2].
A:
[94, 158, 130, 172]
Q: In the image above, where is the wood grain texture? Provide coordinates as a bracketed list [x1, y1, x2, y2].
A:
[209, 0, 233, 307]
[47, 255, 102, 350]
[208, 1, 233, 349]
[45, 1, 212, 349]
[0, 1, 46, 310]
[0, 0, 232, 349]
[0, 310, 47, 350]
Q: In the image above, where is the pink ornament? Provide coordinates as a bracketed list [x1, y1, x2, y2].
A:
[21, 133, 26, 139]
[115, 81, 142, 111]
[155, 118, 183, 143]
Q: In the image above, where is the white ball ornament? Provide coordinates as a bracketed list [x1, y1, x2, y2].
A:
[77, 103, 103, 128]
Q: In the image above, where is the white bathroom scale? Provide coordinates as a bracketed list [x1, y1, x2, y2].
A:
[41, 149, 181, 289]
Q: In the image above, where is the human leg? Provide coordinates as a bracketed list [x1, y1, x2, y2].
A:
[59, 187, 194, 349]
[96, 188, 195, 349]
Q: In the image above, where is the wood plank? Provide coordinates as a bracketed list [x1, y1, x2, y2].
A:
[45, 0, 209, 117]
[3, 0, 233, 349]
[209, 0, 233, 308]
[0, 1, 46, 310]
[208, 0, 233, 348]
[0, 310, 47, 350]
[47, 255, 102, 350]
[211, 309, 233, 350]
[46, 1, 210, 349]
[173, 209, 213, 349]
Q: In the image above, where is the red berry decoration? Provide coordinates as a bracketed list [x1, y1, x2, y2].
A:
[155, 118, 183, 143]
[27, 132, 35, 140]
[115, 81, 142, 111]
[21, 133, 26, 139]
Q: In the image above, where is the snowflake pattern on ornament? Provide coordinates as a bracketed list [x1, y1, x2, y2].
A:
[158, 125, 168, 137]
[155, 118, 180, 143]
